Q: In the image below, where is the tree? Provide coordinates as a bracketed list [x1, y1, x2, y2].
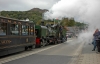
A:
[68, 18, 75, 26]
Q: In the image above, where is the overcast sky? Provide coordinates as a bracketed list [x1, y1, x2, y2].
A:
[0, 0, 60, 11]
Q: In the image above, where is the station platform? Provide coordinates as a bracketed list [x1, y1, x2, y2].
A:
[76, 43, 100, 64]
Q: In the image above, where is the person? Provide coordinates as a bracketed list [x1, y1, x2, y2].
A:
[92, 29, 100, 51]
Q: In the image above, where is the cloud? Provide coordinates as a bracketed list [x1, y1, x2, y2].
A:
[0, 0, 60, 11]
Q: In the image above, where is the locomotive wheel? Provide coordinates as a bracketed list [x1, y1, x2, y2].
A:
[42, 39, 45, 47]
[40, 39, 44, 47]
[25, 47, 28, 51]
[40, 41, 43, 47]
[45, 40, 48, 46]
[29, 45, 35, 50]
[33, 45, 35, 49]
[54, 41, 57, 44]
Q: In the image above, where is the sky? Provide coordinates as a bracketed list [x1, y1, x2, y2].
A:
[0, 0, 60, 11]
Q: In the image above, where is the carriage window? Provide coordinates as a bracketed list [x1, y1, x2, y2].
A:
[30, 26, 34, 35]
[0, 23, 7, 35]
[22, 25, 29, 35]
[10, 24, 19, 35]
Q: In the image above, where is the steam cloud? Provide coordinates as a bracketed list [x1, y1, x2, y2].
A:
[44, 0, 100, 43]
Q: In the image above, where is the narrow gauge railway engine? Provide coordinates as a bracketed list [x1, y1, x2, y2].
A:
[47, 24, 58, 44]
[49, 24, 66, 44]
[35, 25, 49, 47]
[0, 16, 36, 56]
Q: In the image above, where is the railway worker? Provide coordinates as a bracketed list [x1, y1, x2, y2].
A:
[92, 29, 100, 51]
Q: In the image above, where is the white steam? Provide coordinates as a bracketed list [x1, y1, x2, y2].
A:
[44, 0, 100, 43]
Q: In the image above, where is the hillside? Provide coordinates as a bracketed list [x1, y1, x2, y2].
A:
[0, 8, 49, 24]
[29, 8, 48, 13]
[0, 8, 86, 27]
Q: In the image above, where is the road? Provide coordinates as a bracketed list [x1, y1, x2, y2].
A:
[0, 38, 84, 64]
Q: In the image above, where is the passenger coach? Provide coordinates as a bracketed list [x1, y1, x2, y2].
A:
[0, 16, 36, 56]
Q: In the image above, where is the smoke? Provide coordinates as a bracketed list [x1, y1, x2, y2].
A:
[44, 0, 100, 43]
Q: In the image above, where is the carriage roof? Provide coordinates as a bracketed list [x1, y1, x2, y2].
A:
[0, 16, 33, 23]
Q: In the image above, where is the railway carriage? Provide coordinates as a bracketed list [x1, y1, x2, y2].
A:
[0, 16, 36, 56]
